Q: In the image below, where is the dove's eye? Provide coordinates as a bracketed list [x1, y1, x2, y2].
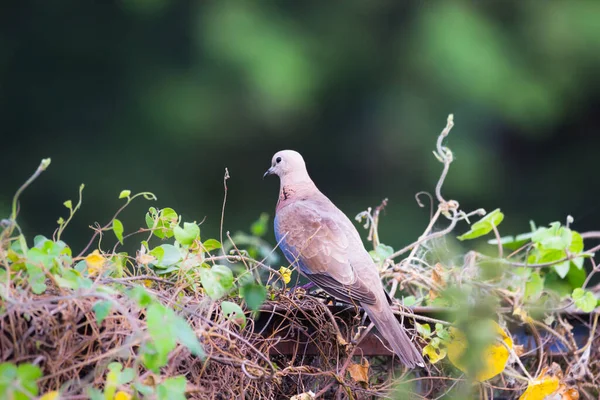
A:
[276, 157, 282, 163]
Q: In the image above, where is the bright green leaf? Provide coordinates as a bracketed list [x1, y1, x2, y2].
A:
[403, 295, 417, 307]
[553, 261, 570, 279]
[251, 213, 270, 237]
[141, 341, 168, 372]
[151, 244, 181, 268]
[173, 222, 200, 246]
[63, 200, 72, 210]
[118, 368, 135, 385]
[113, 219, 124, 245]
[532, 222, 572, 250]
[200, 265, 234, 300]
[0, 363, 42, 400]
[570, 231, 584, 253]
[416, 323, 431, 338]
[146, 304, 177, 364]
[88, 388, 104, 400]
[173, 316, 205, 358]
[119, 190, 131, 199]
[202, 239, 221, 252]
[544, 272, 573, 297]
[376, 243, 394, 259]
[241, 283, 267, 311]
[487, 232, 534, 250]
[221, 301, 247, 328]
[566, 264, 587, 289]
[156, 208, 178, 239]
[128, 286, 154, 307]
[25, 263, 46, 294]
[92, 300, 112, 325]
[525, 272, 544, 301]
[572, 288, 597, 313]
[157, 376, 187, 400]
[457, 209, 504, 241]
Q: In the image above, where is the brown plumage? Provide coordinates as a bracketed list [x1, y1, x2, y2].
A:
[264, 150, 424, 368]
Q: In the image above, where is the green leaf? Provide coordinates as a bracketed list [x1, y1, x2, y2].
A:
[27, 248, 53, 268]
[173, 316, 205, 358]
[25, 263, 46, 294]
[63, 200, 73, 210]
[173, 222, 200, 246]
[145, 208, 156, 231]
[0, 363, 42, 400]
[146, 304, 177, 364]
[435, 324, 451, 341]
[572, 256, 585, 270]
[221, 301, 247, 328]
[92, 300, 112, 325]
[133, 382, 154, 396]
[487, 232, 534, 251]
[119, 190, 131, 199]
[113, 219, 124, 245]
[118, 367, 135, 385]
[525, 271, 544, 301]
[566, 264, 587, 289]
[553, 261, 570, 279]
[88, 388, 104, 400]
[532, 222, 572, 250]
[544, 272, 573, 297]
[403, 295, 417, 307]
[416, 323, 431, 338]
[251, 213, 270, 237]
[457, 208, 504, 241]
[16, 363, 42, 398]
[55, 269, 91, 290]
[157, 376, 187, 400]
[369, 243, 395, 263]
[141, 341, 168, 372]
[151, 244, 181, 268]
[155, 208, 178, 239]
[241, 283, 267, 311]
[128, 286, 154, 307]
[570, 231, 584, 253]
[572, 288, 597, 313]
[202, 239, 221, 252]
[200, 265, 234, 300]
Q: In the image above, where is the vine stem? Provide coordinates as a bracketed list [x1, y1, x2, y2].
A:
[10, 158, 51, 222]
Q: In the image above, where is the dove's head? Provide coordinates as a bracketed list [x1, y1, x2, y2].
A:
[263, 150, 311, 184]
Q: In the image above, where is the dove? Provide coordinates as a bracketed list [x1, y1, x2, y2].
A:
[264, 150, 424, 368]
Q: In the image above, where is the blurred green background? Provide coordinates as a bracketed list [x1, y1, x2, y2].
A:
[2, 1, 599, 253]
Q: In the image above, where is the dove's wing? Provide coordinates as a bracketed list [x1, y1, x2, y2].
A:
[275, 200, 377, 305]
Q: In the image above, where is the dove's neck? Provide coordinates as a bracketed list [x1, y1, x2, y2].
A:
[277, 170, 317, 210]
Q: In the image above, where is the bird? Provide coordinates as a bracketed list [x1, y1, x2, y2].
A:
[264, 150, 424, 368]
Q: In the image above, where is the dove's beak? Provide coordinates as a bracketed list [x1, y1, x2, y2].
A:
[263, 167, 274, 179]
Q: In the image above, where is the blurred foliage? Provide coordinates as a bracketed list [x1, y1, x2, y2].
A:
[1, 0, 600, 256]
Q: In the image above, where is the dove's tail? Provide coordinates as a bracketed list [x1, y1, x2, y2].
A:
[363, 302, 424, 368]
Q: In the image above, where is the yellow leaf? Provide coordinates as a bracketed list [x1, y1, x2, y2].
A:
[447, 320, 512, 382]
[114, 391, 132, 400]
[513, 344, 526, 357]
[85, 249, 106, 277]
[40, 391, 60, 400]
[279, 266, 292, 285]
[513, 307, 533, 324]
[347, 359, 369, 384]
[290, 392, 315, 400]
[519, 376, 559, 400]
[429, 263, 446, 300]
[559, 387, 579, 400]
[423, 343, 447, 364]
